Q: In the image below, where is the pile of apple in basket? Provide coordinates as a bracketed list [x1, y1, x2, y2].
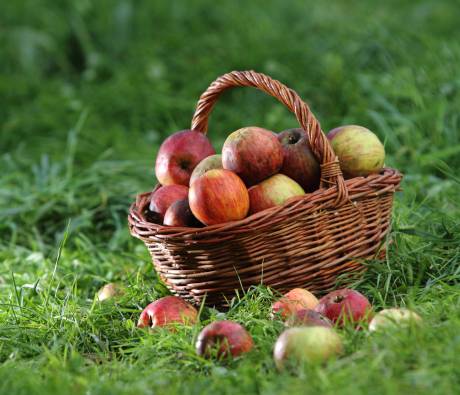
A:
[149, 124, 385, 227]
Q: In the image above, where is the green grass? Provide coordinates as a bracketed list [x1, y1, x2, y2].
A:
[1, 0, 460, 394]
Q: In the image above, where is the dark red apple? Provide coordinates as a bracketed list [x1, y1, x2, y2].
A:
[163, 198, 201, 227]
[285, 308, 333, 328]
[271, 288, 319, 320]
[137, 295, 198, 328]
[189, 169, 249, 225]
[189, 154, 223, 186]
[149, 184, 189, 220]
[222, 126, 283, 186]
[248, 174, 304, 215]
[315, 289, 372, 327]
[196, 320, 254, 359]
[155, 129, 215, 186]
[278, 128, 320, 192]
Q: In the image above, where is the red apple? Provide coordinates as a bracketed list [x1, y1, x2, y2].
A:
[163, 198, 201, 227]
[285, 308, 333, 328]
[196, 320, 253, 359]
[272, 288, 319, 320]
[137, 296, 198, 328]
[189, 169, 249, 225]
[189, 154, 223, 186]
[222, 126, 283, 186]
[248, 174, 305, 215]
[315, 289, 372, 327]
[369, 308, 422, 332]
[274, 327, 343, 370]
[278, 128, 320, 192]
[149, 184, 189, 220]
[327, 125, 385, 178]
[155, 129, 215, 186]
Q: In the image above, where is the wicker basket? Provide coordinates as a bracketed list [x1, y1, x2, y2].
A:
[128, 70, 402, 307]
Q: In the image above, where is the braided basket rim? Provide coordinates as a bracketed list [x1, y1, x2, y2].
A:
[129, 167, 402, 241]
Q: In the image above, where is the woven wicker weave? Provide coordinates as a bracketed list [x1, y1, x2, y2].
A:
[128, 70, 402, 307]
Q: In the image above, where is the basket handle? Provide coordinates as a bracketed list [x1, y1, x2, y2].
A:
[191, 70, 348, 204]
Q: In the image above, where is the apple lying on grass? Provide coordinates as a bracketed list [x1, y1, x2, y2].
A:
[248, 174, 305, 215]
[369, 308, 422, 332]
[96, 283, 125, 302]
[315, 289, 372, 327]
[327, 125, 385, 178]
[222, 126, 283, 186]
[137, 296, 198, 328]
[271, 288, 319, 320]
[189, 154, 223, 185]
[285, 308, 333, 328]
[278, 128, 320, 192]
[196, 320, 254, 359]
[155, 129, 215, 186]
[163, 198, 201, 227]
[189, 169, 249, 225]
[149, 184, 189, 220]
[273, 326, 343, 370]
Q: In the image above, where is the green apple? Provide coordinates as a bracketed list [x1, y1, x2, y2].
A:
[273, 326, 343, 369]
[369, 308, 422, 332]
[327, 125, 385, 178]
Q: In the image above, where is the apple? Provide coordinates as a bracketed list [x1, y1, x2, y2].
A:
[222, 126, 283, 186]
[273, 327, 343, 369]
[155, 129, 215, 186]
[149, 184, 189, 220]
[189, 154, 223, 185]
[278, 128, 320, 192]
[369, 308, 422, 332]
[163, 198, 201, 227]
[189, 169, 249, 225]
[271, 288, 319, 320]
[315, 289, 372, 327]
[195, 320, 254, 359]
[248, 174, 305, 215]
[137, 296, 198, 328]
[285, 308, 333, 328]
[96, 283, 125, 302]
[327, 125, 385, 178]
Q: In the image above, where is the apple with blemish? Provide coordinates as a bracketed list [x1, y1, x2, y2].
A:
[273, 327, 343, 370]
[149, 184, 189, 220]
[137, 296, 198, 328]
[189, 154, 223, 185]
[189, 169, 249, 225]
[248, 174, 305, 215]
[278, 128, 320, 192]
[196, 320, 253, 359]
[271, 288, 319, 320]
[163, 198, 201, 227]
[222, 126, 283, 186]
[315, 289, 372, 327]
[327, 125, 385, 178]
[155, 129, 215, 186]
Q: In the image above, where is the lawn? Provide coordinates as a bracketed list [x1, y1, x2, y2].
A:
[1, 0, 460, 394]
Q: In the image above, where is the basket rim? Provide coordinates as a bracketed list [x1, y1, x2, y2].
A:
[128, 167, 402, 239]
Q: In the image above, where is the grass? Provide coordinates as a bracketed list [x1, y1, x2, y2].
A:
[1, 0, 460, 394]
